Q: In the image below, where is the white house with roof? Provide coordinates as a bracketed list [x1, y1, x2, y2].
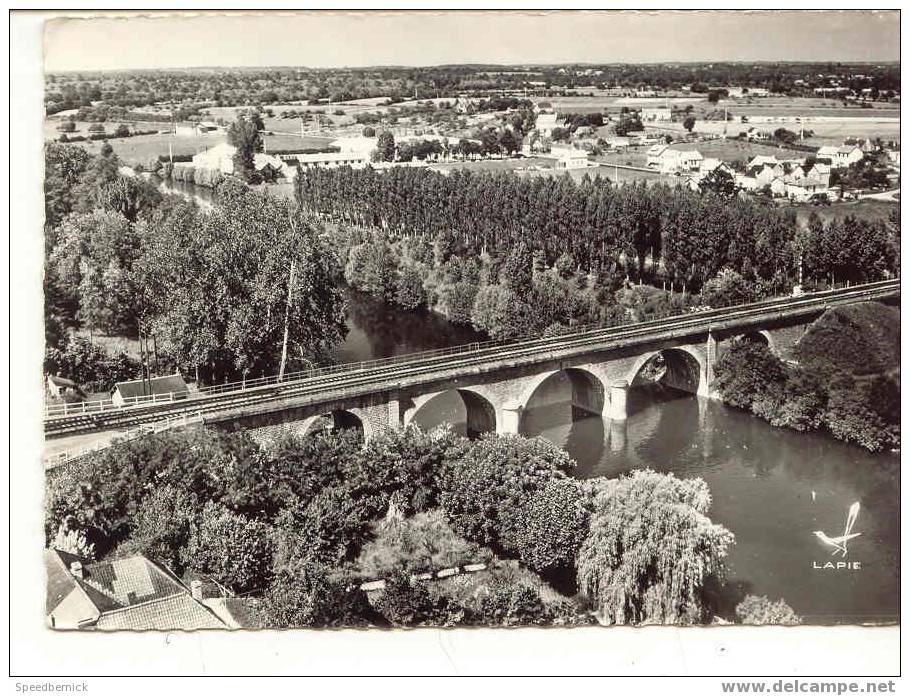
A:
[783, 163, 831, 202]
[816, 145, 864, 169]
[604, 136, 631, 150]
[175, 121, 220, 138]
[536, 112, 562, 137]
[291, 151, 371, 169]
[550, 146, 590, 170]
[331, 136, 378, 158]
[646, 144, 670, 168]
[192, 143, 296, 179]
[647, 145, 703, 174]
[748, 155, 780, 168]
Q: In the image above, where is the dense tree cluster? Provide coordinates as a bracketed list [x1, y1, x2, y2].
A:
[46, 424, 739, 628]
[299, 166, 897, 307]
[44, 143, 347, 386]
[713, 302, 900, 452]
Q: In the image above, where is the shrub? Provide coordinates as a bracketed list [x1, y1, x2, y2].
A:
[50, 523, 95, 560]
[464, 569, 551, 626]
[119, 485, 197, 572]
[440, 434, 573, 552]
[260, 560, 372, 628]
[374, 569, 456, 627]
[358, 510, 490, 578]
[514, 479, 589, 573]
[344, 425, 468, 517]
[273, 486, 371, 567]
[577, 470, 735, 625]
[713, 340, 787, 411]
[824, 385, 898, 453]
[735, 595, 801, 625]
[182, 501, 274, 593]
[700, 268, 758, 307]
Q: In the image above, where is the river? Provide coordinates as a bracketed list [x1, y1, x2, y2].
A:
[342, 290, 900, 625]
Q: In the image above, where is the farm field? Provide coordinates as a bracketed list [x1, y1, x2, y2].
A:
[791, 198, 898, 226]
[659, 118, 901, 144]
[64, 131, 226, 166]
[670, 138, 810, 163]
[46, 122, 335, 167]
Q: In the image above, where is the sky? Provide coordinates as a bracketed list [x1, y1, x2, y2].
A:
[43, 10, 900, 72]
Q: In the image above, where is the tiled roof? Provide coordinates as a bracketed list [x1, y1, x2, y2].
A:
[48, 375, 78, 388]
[95, 594, 226, 631]
[113, 374, 188, 400]
[47, 550, 228, 631]
[80, 556, 182, 610]
[44, 549, 82, 614]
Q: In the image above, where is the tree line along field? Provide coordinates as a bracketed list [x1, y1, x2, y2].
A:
[46, 126, 335, 168]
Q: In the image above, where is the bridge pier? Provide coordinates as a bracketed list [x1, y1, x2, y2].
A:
[499, 401, 523, 435]
[608, 418, 627, 453]
[387, 397, 402, 430]
[702, 332, 717, 398]
[605, 381, 629, 421]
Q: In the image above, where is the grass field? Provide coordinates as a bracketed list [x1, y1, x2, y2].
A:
[792, 198, 898, 226]
[46, 120, 336, 166]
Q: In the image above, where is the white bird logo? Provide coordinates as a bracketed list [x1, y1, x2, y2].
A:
[814, 502, 862, 557]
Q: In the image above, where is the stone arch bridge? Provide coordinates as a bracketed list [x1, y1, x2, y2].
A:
[44, 281, 899, 451]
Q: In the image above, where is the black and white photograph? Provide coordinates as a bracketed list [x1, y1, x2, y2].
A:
[9, 6, 903, 681]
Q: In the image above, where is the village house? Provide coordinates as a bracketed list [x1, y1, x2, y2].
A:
[45, 549, 227, 630]
[551, 146, 590, 170]
[288, 150, 371, 169]
[887, 149, 900, 167]
[191, 143, 296, 179]
[699, 158, 732, 175]
[603, 136, 631, 150]
[745, 127, 772, 141]
[782, 162, 832, 202]
[748, 154, 780, 168]
[646, 143, 669, 168]
[110, 373, 188, 407]
[646, 145, 703, 173]
[535, 112, 562, 138]
[46, 374, 82, 399]
[816, 144, 864, 169]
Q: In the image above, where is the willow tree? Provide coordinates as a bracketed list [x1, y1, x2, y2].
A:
[576, 469, 734, 625]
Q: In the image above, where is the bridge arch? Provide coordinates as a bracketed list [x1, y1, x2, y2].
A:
[300, 409, 372, 440]
[518, 367, 607, 428]
[404, 388, 498, 438]
[626, 346, 705, 395]
[736, 330, 776, 355]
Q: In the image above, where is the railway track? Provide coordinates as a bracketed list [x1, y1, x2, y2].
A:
[44, 280, 899, 438]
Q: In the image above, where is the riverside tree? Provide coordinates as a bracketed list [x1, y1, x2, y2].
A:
[227, 113, 264, 183]
[141, 178, 347, 382]
[576, 470, 735, 625]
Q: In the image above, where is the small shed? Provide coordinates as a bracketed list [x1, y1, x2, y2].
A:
[47, 374, 81, 398]
[111, 373, 189, 407]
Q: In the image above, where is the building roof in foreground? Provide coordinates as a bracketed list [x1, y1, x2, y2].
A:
[45, 549, 227, 631]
